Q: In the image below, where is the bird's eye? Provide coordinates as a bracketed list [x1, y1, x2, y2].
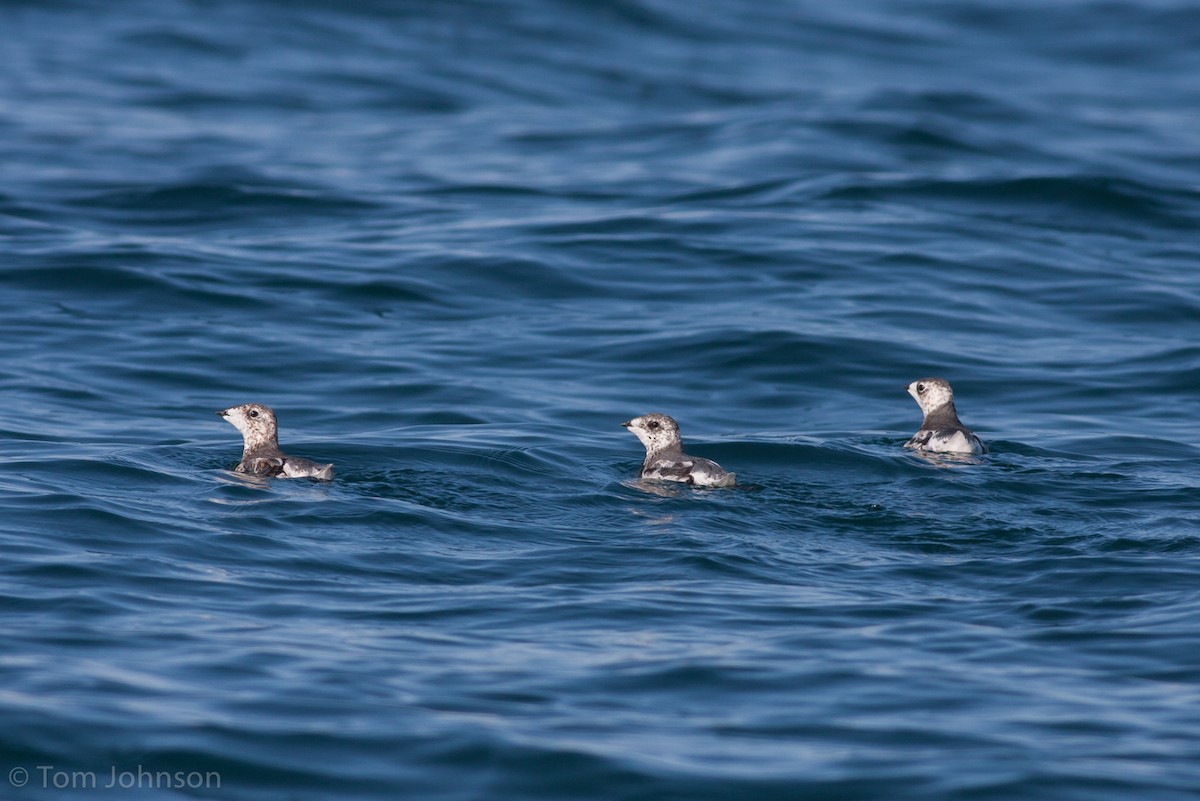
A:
[916, 383, 926, 394]
[249, 409, 259, 418]
[648, 421, 660, 430]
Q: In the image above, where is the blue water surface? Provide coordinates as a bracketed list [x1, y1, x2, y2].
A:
[2, 1, 1199, 799]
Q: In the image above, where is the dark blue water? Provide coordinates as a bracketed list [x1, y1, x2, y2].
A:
[3, 1, 1199, 799]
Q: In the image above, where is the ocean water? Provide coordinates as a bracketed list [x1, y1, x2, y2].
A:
[2, 0, 1199, 798]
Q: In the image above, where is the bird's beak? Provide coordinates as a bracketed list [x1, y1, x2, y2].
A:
[621, 421, 632, 428]
[216, 409, 228, 417]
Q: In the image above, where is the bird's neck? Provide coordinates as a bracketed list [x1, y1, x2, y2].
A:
[923, 402, 963, 428]
[646, 441, 684, 461]
[242, 433, 281, 458]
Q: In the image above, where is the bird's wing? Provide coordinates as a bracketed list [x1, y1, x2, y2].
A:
[281, 457, 335, 480]
[238, 456, 286, 476]
[905, 429, 932, 449]
[643, 459, 697, 484]
[909, 427, 986, 454]
[687, 457, 735, 487]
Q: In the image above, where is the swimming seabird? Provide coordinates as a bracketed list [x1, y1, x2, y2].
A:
[904, 378, 987, 454]
[622, 413, 736, 487]
[217, 403, 334, 480]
